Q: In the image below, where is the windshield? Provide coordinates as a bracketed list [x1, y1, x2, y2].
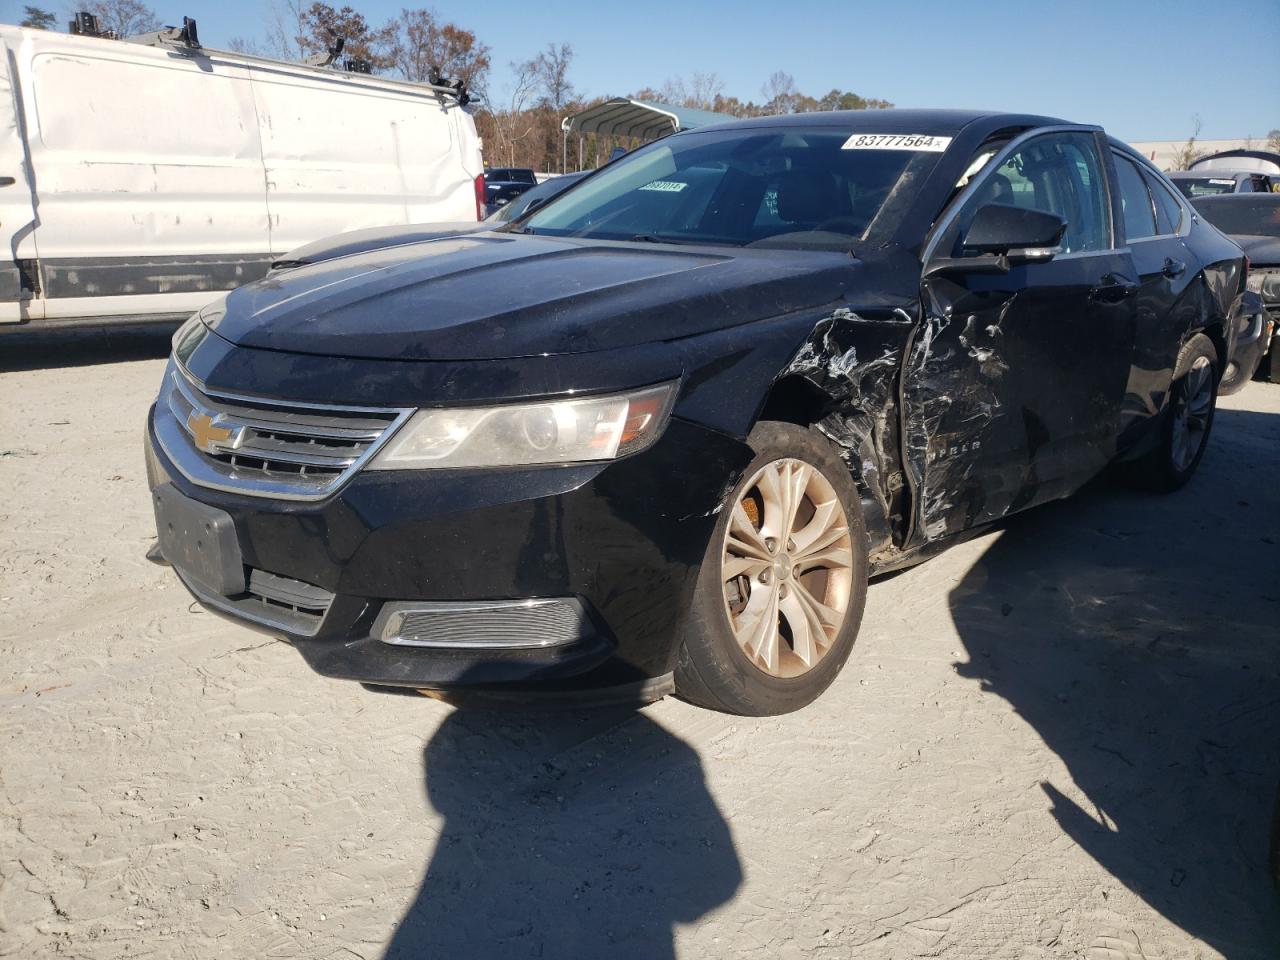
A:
[487, 174, 585, 223]
[1193, 198, 1280, 238]
[522, 127, 940, 248]
[1172, 176, 1238, 198]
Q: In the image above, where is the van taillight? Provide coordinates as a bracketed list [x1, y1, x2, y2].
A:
[474, 174, 486, 221]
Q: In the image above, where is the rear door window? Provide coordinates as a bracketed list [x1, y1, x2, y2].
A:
[1143, 170, 1185, 235]
[1112, 154, 1157, 242]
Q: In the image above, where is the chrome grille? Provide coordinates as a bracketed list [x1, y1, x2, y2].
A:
[155, 364, 412, 500]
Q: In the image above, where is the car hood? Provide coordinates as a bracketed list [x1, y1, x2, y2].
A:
[205, 233, 857, 361]
[273, 222, 484, 269]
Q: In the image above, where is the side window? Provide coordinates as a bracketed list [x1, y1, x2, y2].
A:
[1143, 169, 1185, 235]
[948, 132, 1111, 255]
[1112, 154, 1157, 242]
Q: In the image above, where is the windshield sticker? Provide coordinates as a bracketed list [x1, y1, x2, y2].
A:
[1209, 179, 1236, 186]
[639, 180, 688, 192]
[842, 134, 953, 152]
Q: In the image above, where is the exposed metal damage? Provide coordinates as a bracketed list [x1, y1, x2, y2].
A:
[903, 282, 1014, 543]
[780, 306, 913, 566]
[778, 285, 1021, 565]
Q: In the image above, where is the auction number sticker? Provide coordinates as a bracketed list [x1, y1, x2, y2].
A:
[639, 180, 688, 192]
[842, 134, 953, 152]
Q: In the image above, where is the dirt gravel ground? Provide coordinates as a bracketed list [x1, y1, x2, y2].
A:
[2, 323, 1278, 960]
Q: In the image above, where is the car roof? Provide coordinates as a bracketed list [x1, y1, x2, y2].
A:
[688, 107, 1070, 137]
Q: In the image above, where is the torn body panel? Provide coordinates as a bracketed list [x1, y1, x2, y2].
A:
[904, 253, 1136, 547]
[777, 306, 915, 566]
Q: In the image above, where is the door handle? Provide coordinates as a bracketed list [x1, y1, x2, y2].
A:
[0, 177, 15, 187]
[1162, 257, 1187, 279]
[1090, 273, 1139, 304]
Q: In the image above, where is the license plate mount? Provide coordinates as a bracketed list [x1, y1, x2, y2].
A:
[152, 484, 245, 597]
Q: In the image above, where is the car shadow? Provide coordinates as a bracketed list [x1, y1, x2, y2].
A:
[384, 704, 741, 960]
[0, 319, 180, 372]
[948, 406, 1280, 956]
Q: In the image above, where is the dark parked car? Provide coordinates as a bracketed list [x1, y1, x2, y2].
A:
[1192, 193, 1280, 386]
[483, 167, 539, 217]
[1169, 170, 1279, 198]
[147, 110, 1245, 715]
[484, 167, 537, 185]
[488, 171, 588, 223]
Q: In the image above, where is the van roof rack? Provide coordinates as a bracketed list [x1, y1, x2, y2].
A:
[129, 16, 201, 51]
[64, 10, 471, 104]
[69, 12, 115, 39]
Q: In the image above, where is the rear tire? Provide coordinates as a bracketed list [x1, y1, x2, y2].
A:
[1116, 334, 1218, 493]
[1218, 358, 1249, 396]
[674, 421, 868, 716]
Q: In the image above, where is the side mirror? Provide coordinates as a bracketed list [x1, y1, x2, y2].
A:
[925, 203, 1067, 280]
[963, 203, 1066, 260]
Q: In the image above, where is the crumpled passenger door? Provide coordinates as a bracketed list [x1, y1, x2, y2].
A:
[904, 255, 1135, 543]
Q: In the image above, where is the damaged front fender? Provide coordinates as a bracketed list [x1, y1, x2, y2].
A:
[774, 305, 916, 567]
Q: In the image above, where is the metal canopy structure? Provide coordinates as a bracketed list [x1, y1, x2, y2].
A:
[562, 98, 731, 141]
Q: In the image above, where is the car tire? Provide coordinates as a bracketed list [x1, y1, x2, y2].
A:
[1217, 357, 1251, 396]
[1116, 333, 1219, 493]
[674, 421, 869, 716]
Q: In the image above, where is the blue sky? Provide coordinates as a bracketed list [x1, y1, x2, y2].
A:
[8, 0, 1278, 139]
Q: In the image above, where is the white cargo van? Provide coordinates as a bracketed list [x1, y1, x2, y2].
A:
[0, 22, 484, 324]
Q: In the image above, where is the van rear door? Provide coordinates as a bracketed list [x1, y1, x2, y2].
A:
[0, 39, 39, 323]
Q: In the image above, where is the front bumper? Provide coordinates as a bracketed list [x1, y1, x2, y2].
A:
[145, 408, 751, 695]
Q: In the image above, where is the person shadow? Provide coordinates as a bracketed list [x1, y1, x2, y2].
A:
[384, 703, 741, 959]
[948, 407, 1280, 957]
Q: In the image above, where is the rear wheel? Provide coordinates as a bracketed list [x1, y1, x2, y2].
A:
[675, 422, 868, 716]
[1116, 333, 1218, 493]
[1218, 358, 1248, 396]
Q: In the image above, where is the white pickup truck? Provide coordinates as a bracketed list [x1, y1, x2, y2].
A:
[0, 21, 484, 325]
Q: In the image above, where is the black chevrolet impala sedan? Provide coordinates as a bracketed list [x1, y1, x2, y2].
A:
[147, 109, 1246, 715]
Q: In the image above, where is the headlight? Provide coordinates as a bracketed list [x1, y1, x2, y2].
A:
[1246, 267, 1280, 301]
[369, 382, 678, 470]
[171, 313, 209, 364]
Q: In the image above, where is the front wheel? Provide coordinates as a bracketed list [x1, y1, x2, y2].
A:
[1116, 334, 1219, 493]
[674, 421, 868, 716]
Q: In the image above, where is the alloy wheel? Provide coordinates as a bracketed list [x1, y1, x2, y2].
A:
[721, 458, 854, 678]
[1170, 355, 1214, 472]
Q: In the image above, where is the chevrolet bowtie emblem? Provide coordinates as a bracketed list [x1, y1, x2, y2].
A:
[187, 411, 236, 452]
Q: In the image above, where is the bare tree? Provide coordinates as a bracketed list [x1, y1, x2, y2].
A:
[387, 8, 491, 97]
[1174, 115, 1205, 171]
[485, 58, 541, 166]
[80, 0, 161, 36]
[227, 35, 265, 56]
[532, 42, 574, 110]
[761, 70, 798, 114]
[1268, 129, 1280, 153]
[686, 72, 724, 110]
[263, 0, 310, 60]
[647, 72, 725, 110]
